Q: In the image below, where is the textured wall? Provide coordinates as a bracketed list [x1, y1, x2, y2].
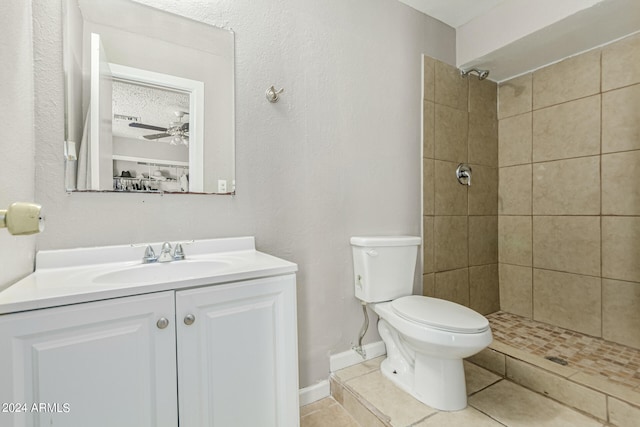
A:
[0, 1, 36, 289]
[422, 56, 499, 315]
[30, 0, 455, 387]
[498, 33, 640, 349]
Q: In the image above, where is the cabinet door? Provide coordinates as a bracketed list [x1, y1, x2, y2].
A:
[0, 292, 178, 427]
[176, 274, 299, 427]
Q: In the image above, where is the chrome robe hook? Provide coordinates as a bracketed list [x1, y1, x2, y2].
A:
[266, 85, 284, 103]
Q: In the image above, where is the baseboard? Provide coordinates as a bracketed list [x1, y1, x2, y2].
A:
[299, 341, 387, 407]
[329, 341, 386, 373]
[299, 380, 330, 406]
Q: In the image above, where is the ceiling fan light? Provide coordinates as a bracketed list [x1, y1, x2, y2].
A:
[170, 136, 182, 145]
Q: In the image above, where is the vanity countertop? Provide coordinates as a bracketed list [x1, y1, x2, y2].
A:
[0, 237, 297, 315]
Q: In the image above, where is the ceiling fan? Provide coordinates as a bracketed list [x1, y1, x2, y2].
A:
[129, 111, 189, 146]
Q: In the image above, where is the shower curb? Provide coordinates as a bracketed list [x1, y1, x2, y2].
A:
[469, 341, 640, 426]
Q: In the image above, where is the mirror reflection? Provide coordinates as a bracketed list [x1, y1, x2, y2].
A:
[63, 0, 235, 194]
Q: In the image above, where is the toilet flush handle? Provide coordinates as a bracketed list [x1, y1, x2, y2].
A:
[366, 249, 378, 257]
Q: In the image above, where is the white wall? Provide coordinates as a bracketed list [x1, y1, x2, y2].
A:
[31, 0, 455, 388]
[0, 1, 36, 290]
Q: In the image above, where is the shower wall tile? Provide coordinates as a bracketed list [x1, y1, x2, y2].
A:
[423, 56, 435, 102]
[423, 159, 434, 215]
[434, 268, 470, 307]
[423, 101, 435, 158]
[532, 49, 601, 109]
[602, 32, 640, 91]
[602, 150, 640, 215]
[498, 164, 531, 215]
[602, 278, 640, 349]
[498, 74, 532, 119]
[422, 273, 435, 297]
[468, 165, 498, 215]
[423, 216, 434, 274]
[434, 160, 467, 215]
[602, 217, 640, 283]
[469, 78, 497, 116]
[532, 156, 600, 215]
[495, 38, 640, 349]
[532, 216, 601, 277]
[602, 84, 640, 153]
[434, 216, 468, 271]
[434, 60, 468, 111]
[498, 216, 532, 266]
[469, 216, 498, 266]
[499, 113, 531, 167]
[532, 95, 601, 162]
[470, 264, 499, 315]
[468, 112, 498, 167]
[434, 104, 468, 162]
[499, 264, 532, 318]
[533, 269, 602, 337]
[423, 55, 499, 315]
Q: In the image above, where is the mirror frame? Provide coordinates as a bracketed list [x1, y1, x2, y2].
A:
[62, 0, 235, 195]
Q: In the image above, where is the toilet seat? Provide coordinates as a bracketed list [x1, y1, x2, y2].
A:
[391, 295, 489, 334]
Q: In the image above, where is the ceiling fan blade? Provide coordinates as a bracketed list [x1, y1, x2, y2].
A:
[181, 122, 189, 131]
[129, 122, 168, 132]
[143, 133, 171, 140]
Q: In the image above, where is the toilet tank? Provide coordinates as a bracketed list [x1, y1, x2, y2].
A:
[350, 236, 421, 303]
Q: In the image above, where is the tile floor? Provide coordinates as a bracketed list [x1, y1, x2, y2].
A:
[302, 357, 607, 427]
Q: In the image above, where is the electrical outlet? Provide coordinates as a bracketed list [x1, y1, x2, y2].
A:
[217, 180, 227, 193]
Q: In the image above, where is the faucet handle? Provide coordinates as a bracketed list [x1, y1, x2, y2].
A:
[173, 243, 186, 261]
[172, 240, 193, 261]
[130, 243, 158, 263]
[143, 245, 158, 263]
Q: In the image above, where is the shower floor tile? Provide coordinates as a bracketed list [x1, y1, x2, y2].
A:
[487, 311, 640, 391]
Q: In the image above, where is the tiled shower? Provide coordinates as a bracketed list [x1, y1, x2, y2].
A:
[422, 57, 499, 315]
[424, 32, 640, 355]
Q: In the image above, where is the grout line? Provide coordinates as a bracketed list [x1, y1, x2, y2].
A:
[600, 64, 604, 338]
[467, 383, 510, 427]
[409, 412, 438, 426]
[530, 91, 600, 113]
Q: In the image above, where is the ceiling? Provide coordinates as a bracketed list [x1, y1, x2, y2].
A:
[397, 0, 509, 28]
[112, 80, 190, 141]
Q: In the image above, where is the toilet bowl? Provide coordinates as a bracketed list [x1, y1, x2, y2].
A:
[350, 236, 492, 411]
[373, 296, 492, 411]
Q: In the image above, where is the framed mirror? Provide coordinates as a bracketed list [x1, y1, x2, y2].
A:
[63, 0, 235, 194]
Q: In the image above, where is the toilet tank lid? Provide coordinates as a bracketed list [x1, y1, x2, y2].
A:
[350, 236, 421, 247]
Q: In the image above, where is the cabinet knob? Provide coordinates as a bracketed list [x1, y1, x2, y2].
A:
[156, 317, 170, 329]
[184, 314, 196, 325]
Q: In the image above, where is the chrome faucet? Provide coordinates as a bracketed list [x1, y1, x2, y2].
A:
[158, 242, 174, 262]
[139, 241, 192, 264]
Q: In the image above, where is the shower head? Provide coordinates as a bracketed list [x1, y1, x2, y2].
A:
[460, 68, 490, 80]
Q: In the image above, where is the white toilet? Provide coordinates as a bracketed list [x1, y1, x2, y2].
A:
[351, 236, 492, 411]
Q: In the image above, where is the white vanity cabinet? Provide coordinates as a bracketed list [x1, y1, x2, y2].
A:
[0, 237, 300, 426]
[176, 274, 299, 427]
[0, 291, 179, 427]
[0, 274, 299, 427]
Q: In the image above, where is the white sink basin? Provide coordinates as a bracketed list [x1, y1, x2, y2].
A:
[92, 259, 232, 285]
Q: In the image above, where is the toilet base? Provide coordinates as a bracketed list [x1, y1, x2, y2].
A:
[380, 353, 467, 411]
